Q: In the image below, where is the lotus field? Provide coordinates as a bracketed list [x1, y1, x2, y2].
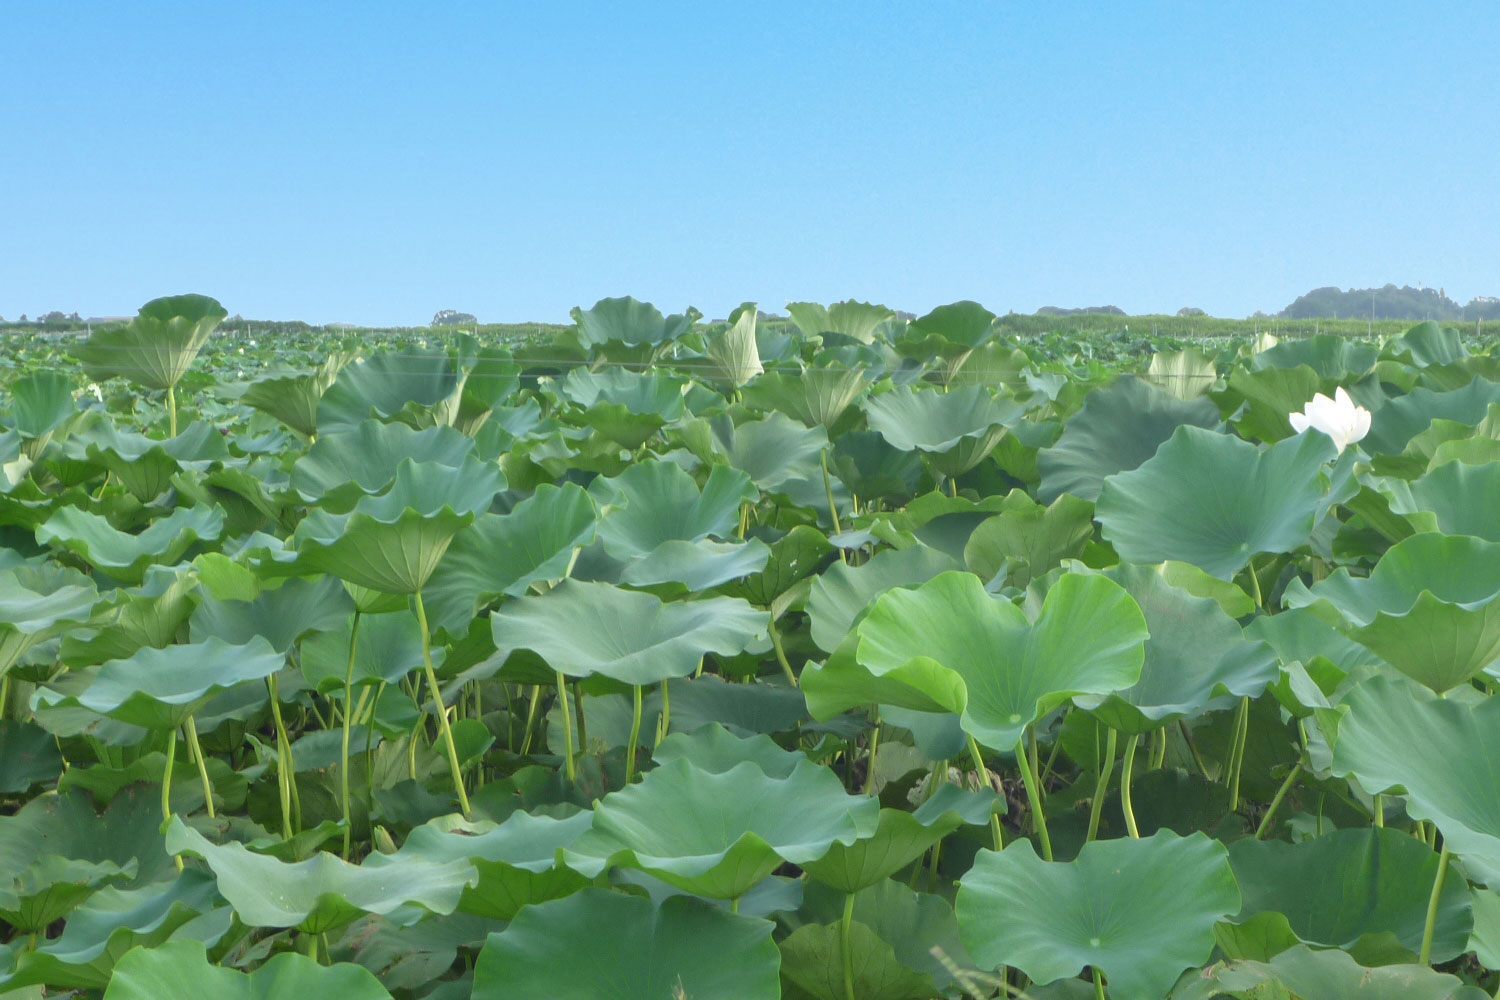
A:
[6, 293, 1500, 999]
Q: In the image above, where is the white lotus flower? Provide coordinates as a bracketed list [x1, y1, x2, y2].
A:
[1288, 387, 1370, 453]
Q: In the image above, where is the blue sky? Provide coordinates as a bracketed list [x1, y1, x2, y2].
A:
[4, 2, 1497, 325]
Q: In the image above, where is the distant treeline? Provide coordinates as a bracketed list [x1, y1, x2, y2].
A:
[1280, 284, 1500, 321]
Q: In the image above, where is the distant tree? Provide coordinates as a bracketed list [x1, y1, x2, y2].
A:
[1036, 305, 1125, 316]
[1176, 307, 1206, 317]
[17, 314, 26, 323]
[432, 309, 478, 327]
[1278, 284, 1483, 321]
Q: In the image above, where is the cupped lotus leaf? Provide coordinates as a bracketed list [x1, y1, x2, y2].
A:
[895, 301, 997, 375]
[35, 636, 282, 731]
[786, 300, 895, 345]
[103, 939, 392, 1000]
[1251, 334, 1379, 381]
[779, 919, 935, 1000]
[962, 490, 1095, 587]
[802, 784, 1004, 893]
[316, 348, 463, 434]
[1146, 347, 1217, 399]
[1, 868, 220, 992]
[1038, 375, 1220, 503]
[1072, 563, 1279, 733]
[473, 889, 779, 1000]
[1226, 828, 1472, 962]
[164, 818, 476, 932]
[805, 543, 961, 652]
[190, 575, 352, 653]
[489, 579, 767, 684]
[566, 295, 701, 361]
[0, 787, 174, 890]
[1387, 320, 1468, 367]
[567, 758, 879, 900]
[721, 524, 834, 607]
[0, 855, 135, 933]
[7, 371, 77, 443]
[1220, 363, 1323, 443]
[1282, 532, 1500, 692]
[846, 571, 1147, 751]
[75, 294, 226, 391]
[1095, 424, 1339, 579]
[799, 878, 972, 996]
[831, 429, 923, 502]
[300, 610, 424, 694]
[651, 720, 808, 776]
[242, 352, 350, 437]
[616, 536, 771, 592]
[559, 367, 687, 417]
[862, 384, 1021, 474]
[290, 419, 475, 507]
[1331, 675, 1500, 886]
[704, 411, 829, 492]
[650, 676, 809, 741]
[36, 504, 224, 583]
[957, 831, 1239, 1000]
[704, 302, 765, 387]
[1393, 460, 1500, 541]
[1170, 944, 1490, 1000]
[0, 565, 97, 674]
[0, 720, 62, 792]
[422, 483, 597, 634]
[382, 810, 594, 920]
[1364, 377, 1500, 456]
[59, 565, 197, 667]
[742, 366, 870, 429]
[588, 460, 757, 559]
[73, 420, 230, 500]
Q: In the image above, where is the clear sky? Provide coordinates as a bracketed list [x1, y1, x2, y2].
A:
[4, 2, 1497, 325]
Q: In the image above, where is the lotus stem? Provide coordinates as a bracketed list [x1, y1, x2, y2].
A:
[266, 673, 296, 837]
[414, 590, 471, 817]
[519, 684, 540, 756]
[625, 684, 643, 784]
[819, 448, 846, 560]
[966, 736, 1005, 852]
[947, 476, 958, 498]
[1180, 719, 1209, 778]
[1419, 844, 1451, 965]
[162, 727, 181, 870]
[1373, 793, 1384, 827]
[1086, 726, 1118, 843]
[767, 618, 797, 686]
[572, 680, 588, 755]
[1094, 966, 1107, 1000]
[183, 716, 215, 819]
[556, 671, 576, 784]
[863, 715, 880, 795]
[1120, 732, 1140, 838]
[340, 611, 362, 858]
[364, 682, 381, 809]
[655, 679, 671, 748]
[1245, 559, 1263, 609]
[1014, 732, 1053, 860]
[840, 891, 857, 1000]
[165, 385, 177, 438]
[1227, 696, 1250, 811]
[1255, 758, 1304, 840]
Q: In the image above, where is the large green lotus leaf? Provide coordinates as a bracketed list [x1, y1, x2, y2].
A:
[588, 460, 756, 559]
[1038, 375, 1220, 502]
[316, 348, 461, 434]
[830, 429, 922, 502]
[799, 878, 972, 995]
[559, 367, 688, 417]
[616, 537, 772, 592]
[850, 571, 1146, 750]
[75, 294, 226, 391]
[299, 610, 424, 694]
[58, 565, 197, 668]
[650, 677, 809, 741]
[780, 920, 935, 1000]
[35, 636, 282, 731]
[1392, 460, 1500, 541]
[705, 411, 828, 492]
[1331, 675, 1500, 886]
[1251, 334, 1379, 381]
[289, 420, 475, 507]
[422, 483, 597, 635]
[650, 721, 807, 777]
[802, 784, 1003, 893]
[703, 302, 765, 386]
[103, 939, 392, 1000]
[567, 758, 879, 900]
[805, 543, 961, 653]
[7, 371, 77, 444]
[0, 787, 174, 889]
[1227, 828, 1471, 962]
[895, 300, 997, 363]
[36, 504, 224, 583]
[382, 810, 594, 920]
[1096, 425, 1338, 579]
[164, 818, 475, 932]
[720, 524, 834, 607]
[1221, 364, 1323, 443]
[0, 720, 62, 792]
[0, 855, 135, 933]
[958, 831, 1239, 1000]
[473, 889, 778, 1000]
[1, 868, 220, 992]
[73, 421, 229, 500]
[1146, 347, 1217, 399]
[862, 384, 1021, 474]
[0, 565, 96, 674]
[1170, 944, 1490, 1000]
[490, 579, 767, 684]
[962, 490, 1094, 587]
[243, 352, 350, 437]
[1283, 533, 1500, 691]
[565, 296, 701, 359]
[1073, 563, 1279, 733]
[742, 366, 870, 430]
[1364, 377, 1500, 456]
[1385, 320, 1468, 367]
[786, 300, 895, 345]
[189, 575, 352, 653]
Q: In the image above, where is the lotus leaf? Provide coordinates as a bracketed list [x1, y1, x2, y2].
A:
[103, 939, 392, 1000]
[36, 504, 224, 583]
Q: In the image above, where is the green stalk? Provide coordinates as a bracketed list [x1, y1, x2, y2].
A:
[339, 611, 361, 859]
[1373, 793, 1384, 828]
[163, 727, 181, 870]
[1245, 559, 1263, 609]
[1014, 732, 1053, 860]
[556, 671, 576, 784]
[1227, 696, 1250, 811]
[864, 716, 880, 796]
[183, 716, 215, 819]
[1419, 845, 1452, 965]
[165, 385, 178, 438]
[767, 618, 797, 686]
[266, 674, 296, 837]
[966, 735, 1004, 852]
[840, 891, 857, 1000]
[1086, 727, 1118, 843]
[572, 680, 588, 755]
[1120, 732, 1140, 838]
[414, 590, 471, 817]
[655, 679, 671, 748]
[1254, 758, 1304, 840]
[820, 448, 846, 560]
[519, 684, 541, 756]
[625, 684, 643, 784]
[1094, 966, 1106, 1000]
